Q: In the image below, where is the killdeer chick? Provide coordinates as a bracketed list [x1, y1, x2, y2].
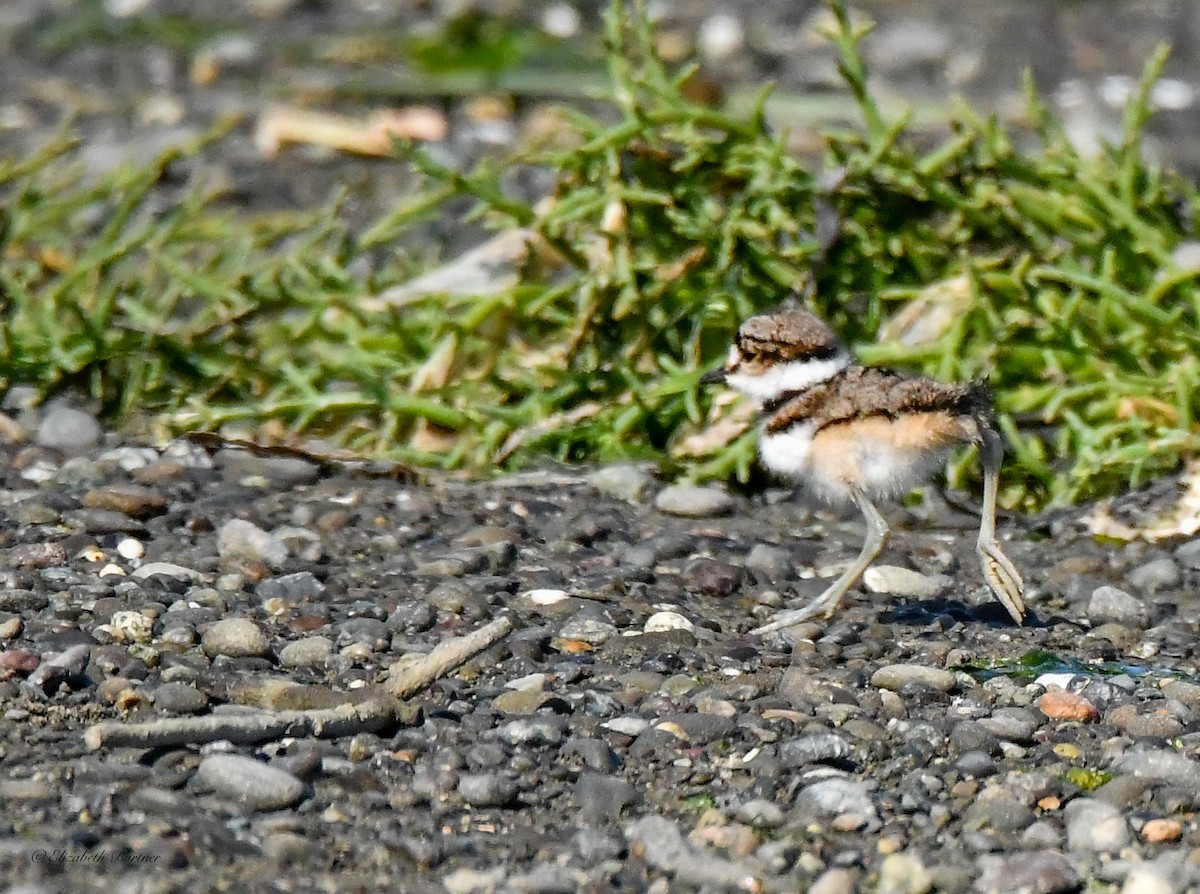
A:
[702, 309, 1025, 632]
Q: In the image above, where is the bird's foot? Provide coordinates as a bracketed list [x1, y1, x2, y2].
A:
[978, 538, 1025, 625]
[750, 589, 844, 636]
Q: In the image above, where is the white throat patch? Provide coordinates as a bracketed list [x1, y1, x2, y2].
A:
[726, 353, 849, 402]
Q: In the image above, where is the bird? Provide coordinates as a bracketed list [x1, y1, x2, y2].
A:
[701, 308, 1025, 632]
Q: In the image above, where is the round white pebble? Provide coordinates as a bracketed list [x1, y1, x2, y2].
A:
[643, 611, 694, 633]
[524, 589, 569, 605]
[117, 537, 145, 560]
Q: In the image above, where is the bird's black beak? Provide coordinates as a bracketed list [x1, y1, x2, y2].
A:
[700, 367, 727, 385]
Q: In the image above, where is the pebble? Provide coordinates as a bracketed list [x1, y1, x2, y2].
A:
[82, 484, 167, 519]
[1038, 689, 1099, 722]
[587, 464, 655, 502]
[573, 772, 638, 824]
[278, 636, 333, 669]
[1121, 868, 1177, 894]
[1064, 797, 1131, 852]
[862, 566, 948, 598]
[682, 558, 743, 597]
[734, 799, 784, 828]
[131, 561, 205, 582]
[1140, 818, 1183, 843]
[1126, 557, 1182, 593]
[878, 852, 933, 894]
[809, 868, 857, 894]
[653, 484, 735, 518]
[871, 664, 957, 693]
[555, 615, 617, 646]
[1087, 585, 1150, 628]
[496, 718, 566, 747]
[217, 518, 289, 568]
[196, 754, 305, 811]
[1114, 748, 1200, 787]
[1174, 538, 1200, 570]
[442, 868, 506, 894]
[151, 682, 209, 713]
[36, 404, 100, 451]
[744, 543, 794, 581]
[975, 851, 1080, 894]
[7, 543, 67, 570]
[26, 644, 90, 695]
[643, 611, 693, 633]
[458, 773, 518, 808]
[796, 778, 877, 820]
[978, 707, 1040, 743]
[780, 733, 853, 766]
[202, 618, 271, 659]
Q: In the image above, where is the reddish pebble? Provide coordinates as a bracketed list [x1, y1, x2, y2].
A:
[0, 649, 40, 679]
[1038, 688, 1099, 722]
[1142, 818, 1182, 843]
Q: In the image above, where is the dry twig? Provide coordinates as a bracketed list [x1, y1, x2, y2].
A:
[83, 615, 515, 750]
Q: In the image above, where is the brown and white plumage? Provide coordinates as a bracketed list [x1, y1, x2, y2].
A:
[702, 308, 1025, 629]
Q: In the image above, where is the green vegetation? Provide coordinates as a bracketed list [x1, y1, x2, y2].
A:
[1060, 767, 1112, 792]
[956, 649, 1158, 683]
[3, 0, 1200, 509]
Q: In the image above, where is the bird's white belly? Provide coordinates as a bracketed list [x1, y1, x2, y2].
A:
[759, 423, 946, 504]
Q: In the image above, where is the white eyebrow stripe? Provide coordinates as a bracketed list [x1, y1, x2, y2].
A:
[725, 353, 850, 401]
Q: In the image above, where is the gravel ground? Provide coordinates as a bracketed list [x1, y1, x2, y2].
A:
[2, 409, 1200, 894]
[6, 3, 1200, 894]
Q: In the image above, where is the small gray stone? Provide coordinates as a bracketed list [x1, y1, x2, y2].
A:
[196, 754, 305, 810]
[624, 815, 688, 870]
[1174, 539, 1200, 570]
[573, 773, 639, 824]
[796, 778, 877, 820]
[744, 544, 794, 582]
[36, 404, 101, 451]
[556, 614, 617, 646]
[978, 708, 1041, 743]
[151, 682, 209, 714]
[1126, 557, 1182, 593]
[496, 717, 566, 746]
[7, 543, 67, 571]
[735, 798, 784, 828]
[1113, 749, 1200, 789]
[780, 733, 853, 766]
[1064, 797, 1130, 852]
[217, 518, 288, 568]
[1088, 585, 1150, 628]
[258, 571, 325, 602]
[458, 773, 518, 807]
[588, 465, 655, 502]
[278, 636, 333, 669]
[863, 565, 948, 599]
[653, 484, 735, 518]
[871, 664, 958, 693]
[963, 794, 1035, 833]
[974, 850, 1080, 894]
[573, 828, 623, 863]
[201, 617, 270, 659]
[955, 750, 997, 778]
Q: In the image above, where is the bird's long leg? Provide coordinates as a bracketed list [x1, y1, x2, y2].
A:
[751, 490, 889, 635]
[976, 425, 1025, 624]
